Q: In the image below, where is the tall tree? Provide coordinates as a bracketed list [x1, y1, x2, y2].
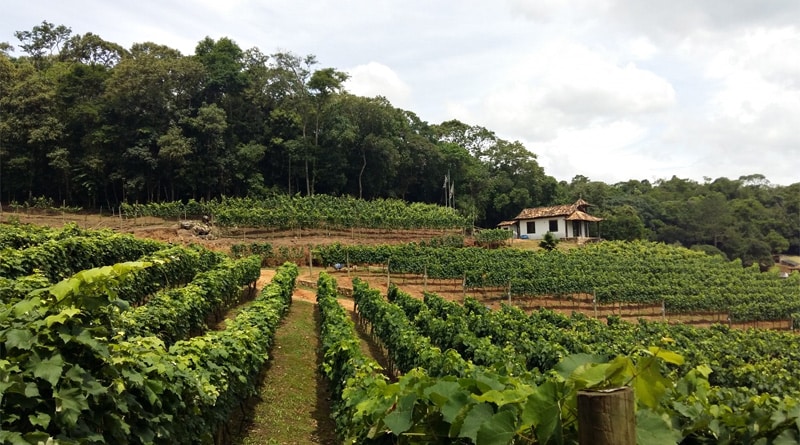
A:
[14, 21, 71, 68]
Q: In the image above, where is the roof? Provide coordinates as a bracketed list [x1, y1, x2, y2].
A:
[511, 199, 603, 222]
[497, 220, 516, 227]
[566, 210, 603, 222]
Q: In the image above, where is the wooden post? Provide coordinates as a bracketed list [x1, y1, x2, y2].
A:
[423, 265, 427, 292]
[593, 290, 597, 319]
[308, 246, 313, 278]
[662, 300, 666, 322]
[386, 259, 390, 289]
[577, 387, 635, 445]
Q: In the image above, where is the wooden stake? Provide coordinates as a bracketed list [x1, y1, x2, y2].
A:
[577, 387, 635, 445]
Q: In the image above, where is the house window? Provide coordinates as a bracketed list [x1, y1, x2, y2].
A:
[549, 220, 559, 232]
[526, 221, 536, 234]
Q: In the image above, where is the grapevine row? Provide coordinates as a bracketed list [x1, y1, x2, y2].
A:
[121, 195, 469, 230]
[0, 259, 297, 444]
[318, 241, 800, 323]
[121, 255, 261, 345]
[0, 230, 163, 282]
[367, 280, 800, 443]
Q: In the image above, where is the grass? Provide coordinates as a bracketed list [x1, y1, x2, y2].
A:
[231, 299, 336, 445]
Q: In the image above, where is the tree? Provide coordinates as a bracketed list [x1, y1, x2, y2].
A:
[183, 103, 228, 199]
[14, 21, 72, 68]
[157, 125, 194, 200]
[194, 36, 246, 103]
[0, 59, 63, 200]
[324, 95, 401, 199]
[60, 33, 126, 67]
[103, 42, 204, 201]
[600, 205, 649, 241]
[268, 51, 317, 195]
[765, 230, 790, 255]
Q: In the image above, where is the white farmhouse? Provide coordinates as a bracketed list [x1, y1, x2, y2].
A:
[498, 199, 603, 240]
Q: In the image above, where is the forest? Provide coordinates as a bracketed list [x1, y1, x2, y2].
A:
[1, 21, 798, 266]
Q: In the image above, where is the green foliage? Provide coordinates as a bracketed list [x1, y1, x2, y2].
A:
[121, 255, 261, 345]
[0, 224, 299, 443]
[318, 241, 800, 323]
[230, 242, 273, 266]
[122, 195, 470, 230]
[0, 225, 163, 282]
[347, 277, 800, 443]
[316, 272, 388, 442]
[474, 229, 512, 248]
[539, 232, 558, 251]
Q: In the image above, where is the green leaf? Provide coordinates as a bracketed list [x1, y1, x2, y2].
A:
[774, 429, 799, 445]
[426, 381, 469, 423]
[34, 355, 65, 387]
[476, 409, 517, 445]
[473, 387, 533, 407]
[5, 328, 34, 350]
[647, 347, 684, 366]
[570, 362, 611, 390]
[383, 393, 416, 434]
[521, 380, 564, 445]
[458, 402, 494, 442]
[475, 373, 506, 393]
[24, 382, 40, 397]
[49, 278, 81, 303]
[55, 387, 89, 427]
[636, 409, 680, 445]
[555, 353, 606, 380]
[45, 307, 81, 327]
[12, 296, 41, 317]
[0, 431, 28, 445]
[633, 359, 668, 409]
[28, 412, 51, 429]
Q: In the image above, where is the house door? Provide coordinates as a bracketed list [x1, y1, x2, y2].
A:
[572, 221, 582, 237]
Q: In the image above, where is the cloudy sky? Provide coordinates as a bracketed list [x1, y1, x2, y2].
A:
[3, 0, 799, 185]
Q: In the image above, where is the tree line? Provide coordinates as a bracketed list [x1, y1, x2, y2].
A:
[1, 21, 797, 265]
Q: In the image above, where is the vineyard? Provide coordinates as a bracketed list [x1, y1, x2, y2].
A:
[316, 241, 800, 327]
[315, 273, 800, 443]
[119, 195, 470, 231]
[0, 222, 299, 444]
[4, 220, 800, 444]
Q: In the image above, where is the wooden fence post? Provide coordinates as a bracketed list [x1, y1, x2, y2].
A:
[577, 387, 635, 445]
[307, 246, 313, 278]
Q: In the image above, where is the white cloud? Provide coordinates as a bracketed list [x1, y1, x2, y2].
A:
[457, 41, 675, 138]
[344, 62, 412, 109]
[627, 36, 659, 60]
[529, 120, 653, 181]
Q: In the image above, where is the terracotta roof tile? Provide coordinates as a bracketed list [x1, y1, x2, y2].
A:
[512, 199, 602, 222]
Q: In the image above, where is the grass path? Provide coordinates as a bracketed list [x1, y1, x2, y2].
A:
[231, 298, 336, 444]
[225, 268, 392, 445]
